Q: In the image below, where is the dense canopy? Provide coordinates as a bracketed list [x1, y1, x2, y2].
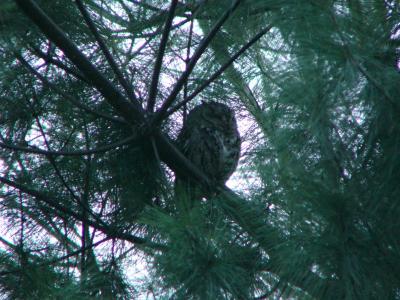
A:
[0, 1, 399, 299]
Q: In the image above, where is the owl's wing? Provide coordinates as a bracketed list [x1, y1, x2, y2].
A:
[219, 134, 241, 183]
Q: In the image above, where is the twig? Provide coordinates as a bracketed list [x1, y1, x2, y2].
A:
[0, 134, 139, 157]
[0, 236, 112, 276]
[182, 14, 195, 122]
[29, 93, 81, 204]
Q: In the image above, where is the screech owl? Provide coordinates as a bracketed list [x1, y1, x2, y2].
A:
[175, 101, 241, 197]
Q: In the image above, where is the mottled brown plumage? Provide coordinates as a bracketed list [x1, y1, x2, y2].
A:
[175, 101, 241, 198]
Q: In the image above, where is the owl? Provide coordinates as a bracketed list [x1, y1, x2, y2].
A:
[175, 101, 241, 197]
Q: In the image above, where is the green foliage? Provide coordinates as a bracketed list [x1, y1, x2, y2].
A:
[0, 0, 399, 299]
[0, 249, 83, 299]
[141, 201, 262, 299]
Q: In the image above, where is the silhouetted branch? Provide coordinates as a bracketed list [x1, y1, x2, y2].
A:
[15, 0, 144, 123]
[11, 6, 328, 294]
[0, 175, 162, 248]
[75, 0, 138, 103]
[167, 24, 273, 118]
[182, 14, 195, 122]
[0, 134, 139, 157]
[29, 44, 89, 83]
[153, 0, 242, 123]
[29, 95, 82, 205]
[147, 0, 179, 112]
[16, 52, 125, 124]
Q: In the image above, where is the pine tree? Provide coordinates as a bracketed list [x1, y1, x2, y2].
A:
[0, 0, 399, 299]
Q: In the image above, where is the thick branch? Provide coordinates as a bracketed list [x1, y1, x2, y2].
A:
[16, 53, 125, 124]
[199, 19, 262, 115]
[155, 132, 211, 188]
[30, 44, 89, 84]
[15, 0, 144, 124]
[14, 0, 215, 213]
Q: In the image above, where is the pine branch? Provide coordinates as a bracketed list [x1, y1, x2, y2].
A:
[153, 0, 242, 124]
[198, 19, 262, 115]
[12, 4, 331, 295]
[0, 135, 139, 157]
[29, 96, 82, 205]
[16, 53, 125, 124]
[147, 0, 179, 112]
[15, 0, 144, 123]
[182, 15, 195, 121]
[75, 0, 138, 103]
[13, 0, 227, 193]
[328, 10, 400, 112]
[29, 44, 89, 84]
[217, 187, 337, 299]
[167, 24, 273, 118]
[0, 175, 163, 248]
[0, 236, 111, 276]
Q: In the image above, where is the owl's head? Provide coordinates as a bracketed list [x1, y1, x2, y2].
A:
[187, 101, 238, 131]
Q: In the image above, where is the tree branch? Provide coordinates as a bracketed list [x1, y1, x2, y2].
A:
[75, 0, 138, 103]
[12, 3, 329, 295]
[15, 0, 144, 124]
[167, 24, 273, 118]
[217, 187, 335, 299]
[147, 0, 179, 112]
[0, 134, 139, 157]
[29, 44, 89, 84]
[0, 236, 111, 276]
[0, 175, 162, 248]
[13, 0, 241, 195]
[153, 0, 242, 124]
[16, 52, 125, 124]
[154, 132, 212, 188]
[29, 94, 82, 206]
